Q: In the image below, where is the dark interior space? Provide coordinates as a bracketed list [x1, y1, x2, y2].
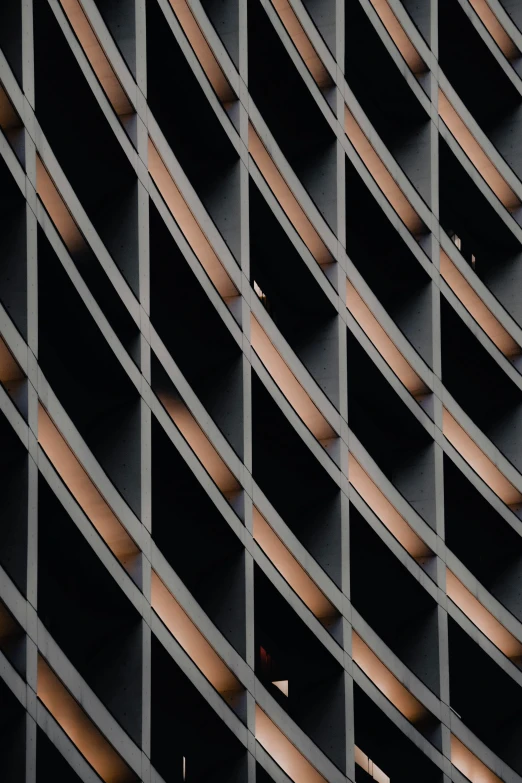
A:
[444, 454, 522, 622]
[441, 296, 522, 471]
[350, 505, 440, 695]
[248, 0, 337, 232]
[38, 474, 143, 745]
[151, 416, 246, 655]
[348, 330, 436, 528]
[254, 565, 346, 771]
[354, 683, 442, 783]
[345, 0, 431, 204]
[151, 633, 247, 782]
[34, 0, 139, 294]
[252, 372, 342, 586]
[345, 156, 433, 366]
[146, 0, 241, 262]
[449, 616, 522, 775]
[249, 178, 339, 407]
[38, 228, 142, 517]
[149, 199, 244, 456]
[0, 152, 26, 339]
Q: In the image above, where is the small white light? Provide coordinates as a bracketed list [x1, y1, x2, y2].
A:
[272, 680, 289, 696]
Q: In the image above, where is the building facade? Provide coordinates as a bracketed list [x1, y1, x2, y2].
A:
[0, 0, 521, 781]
